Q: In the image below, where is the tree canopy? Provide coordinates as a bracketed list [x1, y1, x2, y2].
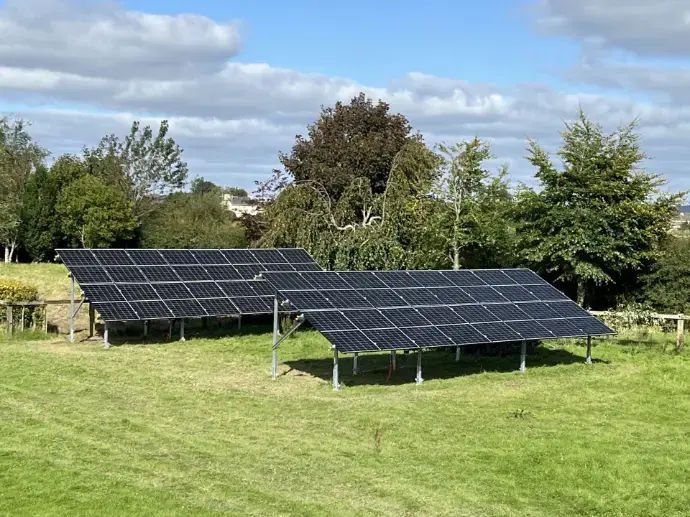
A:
[516, 110, 683, 307]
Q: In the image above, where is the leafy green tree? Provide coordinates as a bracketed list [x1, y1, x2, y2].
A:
[191, 176, 219, 195]
[641, 235, 690, 313]
[19, 165, 63, 262]
[140, 190, 246, 249]
[278, 92, 422, 199]
[56, 175, 137, 248]
[434, 138, 515, 269]
[84, 120, 188, 219]
[261, 140, 440, 269]
[516, 110, 684, 307]
[224, 186, 249, 197]
[0, 117, 48, 262]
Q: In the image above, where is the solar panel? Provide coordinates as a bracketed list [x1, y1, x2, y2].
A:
[262, 268, 615, 353]
[92, 249, 135, 266]
[69, 266, 109, 285]
[131, 301, 173, 319]
[138, 266, 181, 283]
[80, 284, 125, 303]
[126, 249, 167, 265]
[57, 249, 96, 267]
[57, 248, 321, 321]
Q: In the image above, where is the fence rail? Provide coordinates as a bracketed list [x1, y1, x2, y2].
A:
[589, 310, 685, 350]
[1, 299, 86, 334]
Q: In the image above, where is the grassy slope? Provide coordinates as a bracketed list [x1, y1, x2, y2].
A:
[1, 264, 689, 516]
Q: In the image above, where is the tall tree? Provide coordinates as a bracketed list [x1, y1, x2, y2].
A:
[0, 117, 48, 262]
[84, 120, 188, 219]
[434, 138, 514, 270]
[56, 175, 137, 248]
[19, 165, 62, 262]
[279, 93, 420, 199]
[140, 190, 247, 249]
[191, 176, 219, 195]
[516, 110, 684, 307]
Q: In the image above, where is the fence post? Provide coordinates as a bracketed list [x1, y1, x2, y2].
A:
[6, 305, 13, 334]
[677, 314, 684, 352]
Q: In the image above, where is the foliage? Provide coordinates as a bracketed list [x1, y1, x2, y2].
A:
[56, 175, 137, 248]
[261, 140, 440, 269]
[599, 301, 657, 332]
[278, 93, 421, 199]
[190, 176, 219, 195]
[433, 138, 516, 269]
[224, 186, 249, 197]
[140, 190, 246, 249]
[84, 120, 188, 219]
[0, 277, 39, 302]
[516, 110, 684, 307]
[641, 234, 690, 313]
[18, 165, 63, 262]
[0, 117, 48, 262]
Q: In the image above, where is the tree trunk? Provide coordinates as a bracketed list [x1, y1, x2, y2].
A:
[576, 280, 586, 307]
[452, 246, 460, 270]
[4, 246, 9, 263]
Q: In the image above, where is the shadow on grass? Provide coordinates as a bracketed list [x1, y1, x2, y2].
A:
[284, 344, 608, 386]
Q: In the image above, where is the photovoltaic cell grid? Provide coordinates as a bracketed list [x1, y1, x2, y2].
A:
[56, 248, 321, 321]
[261, 269, 615, 353]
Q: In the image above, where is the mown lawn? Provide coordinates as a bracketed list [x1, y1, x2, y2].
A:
[1, 323, 689, 517]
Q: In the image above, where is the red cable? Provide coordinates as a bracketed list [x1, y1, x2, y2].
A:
[387, 361, 393, 381]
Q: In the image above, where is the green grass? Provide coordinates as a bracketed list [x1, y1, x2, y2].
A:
[1, 325, 690, 517]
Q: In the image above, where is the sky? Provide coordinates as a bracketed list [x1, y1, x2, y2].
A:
[1, 0, 690, 194]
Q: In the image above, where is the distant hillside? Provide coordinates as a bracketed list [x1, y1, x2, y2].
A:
[681, 205, 690, 213]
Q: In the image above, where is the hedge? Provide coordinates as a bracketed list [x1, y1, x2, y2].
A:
[0, 278, 43, 332]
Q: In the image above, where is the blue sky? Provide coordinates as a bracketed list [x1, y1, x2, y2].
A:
[2, 0, 689, 193]
[122, 0, 577, 88]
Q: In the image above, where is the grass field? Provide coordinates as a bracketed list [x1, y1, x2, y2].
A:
[1, 265, 690, 516]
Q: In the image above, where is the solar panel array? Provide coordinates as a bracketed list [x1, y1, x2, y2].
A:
[261, 269, 615, 353]
[56, 248, 321, 321]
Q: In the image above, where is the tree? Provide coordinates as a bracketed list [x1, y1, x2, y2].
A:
[0, 117, 48, 262]
[641, 235, 690, 313]
[434, 138, 514, 269]
[19, 165, 63, 262]
[84, 120, 188, 219]
[278, 92, 420, 199]
[261, 140, 440, 269]
[191, 176, 219, 195]
[516, 110, 684, 307]
[56, 175, 137, 248]
[140, 190, 247, 249]
[224, 186, 248, 197]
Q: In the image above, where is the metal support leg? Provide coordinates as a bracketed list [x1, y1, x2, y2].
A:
[415, 349, 423, 384]
[353, 352, 359, 375]
[237, 315, 242, 331]
[103, 321, 109, 350]
[520, 340, 527, 372]
[143, 320, 149, 338]
[586, 335, 592, 364]
[271, 297, 279, 380]
[333, 348, 340, 390]
[391, 350, 396, 370]
[167, 320, 173, 341]
[69, 275, 75, 343]
[179, 319, 185, 342]
[88, 303, 95, 338]
[455, 346, 461, 362]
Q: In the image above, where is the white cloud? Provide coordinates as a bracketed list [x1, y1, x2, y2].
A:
[1, 0, 689, 194]
[535, 0, 690, 58]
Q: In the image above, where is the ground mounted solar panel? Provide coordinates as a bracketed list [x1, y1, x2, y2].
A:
[56, 249, 323, 341]
[261, 269, 616, 387]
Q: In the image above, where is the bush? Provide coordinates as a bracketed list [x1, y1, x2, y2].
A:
[0, 278, 43, 331]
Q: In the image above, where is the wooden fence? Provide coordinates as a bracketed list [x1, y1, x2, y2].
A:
[589, 310, 685, 350]
[1, 299, 85, 334]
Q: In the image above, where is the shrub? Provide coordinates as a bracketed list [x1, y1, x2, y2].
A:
[0, 278, 43, 331]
